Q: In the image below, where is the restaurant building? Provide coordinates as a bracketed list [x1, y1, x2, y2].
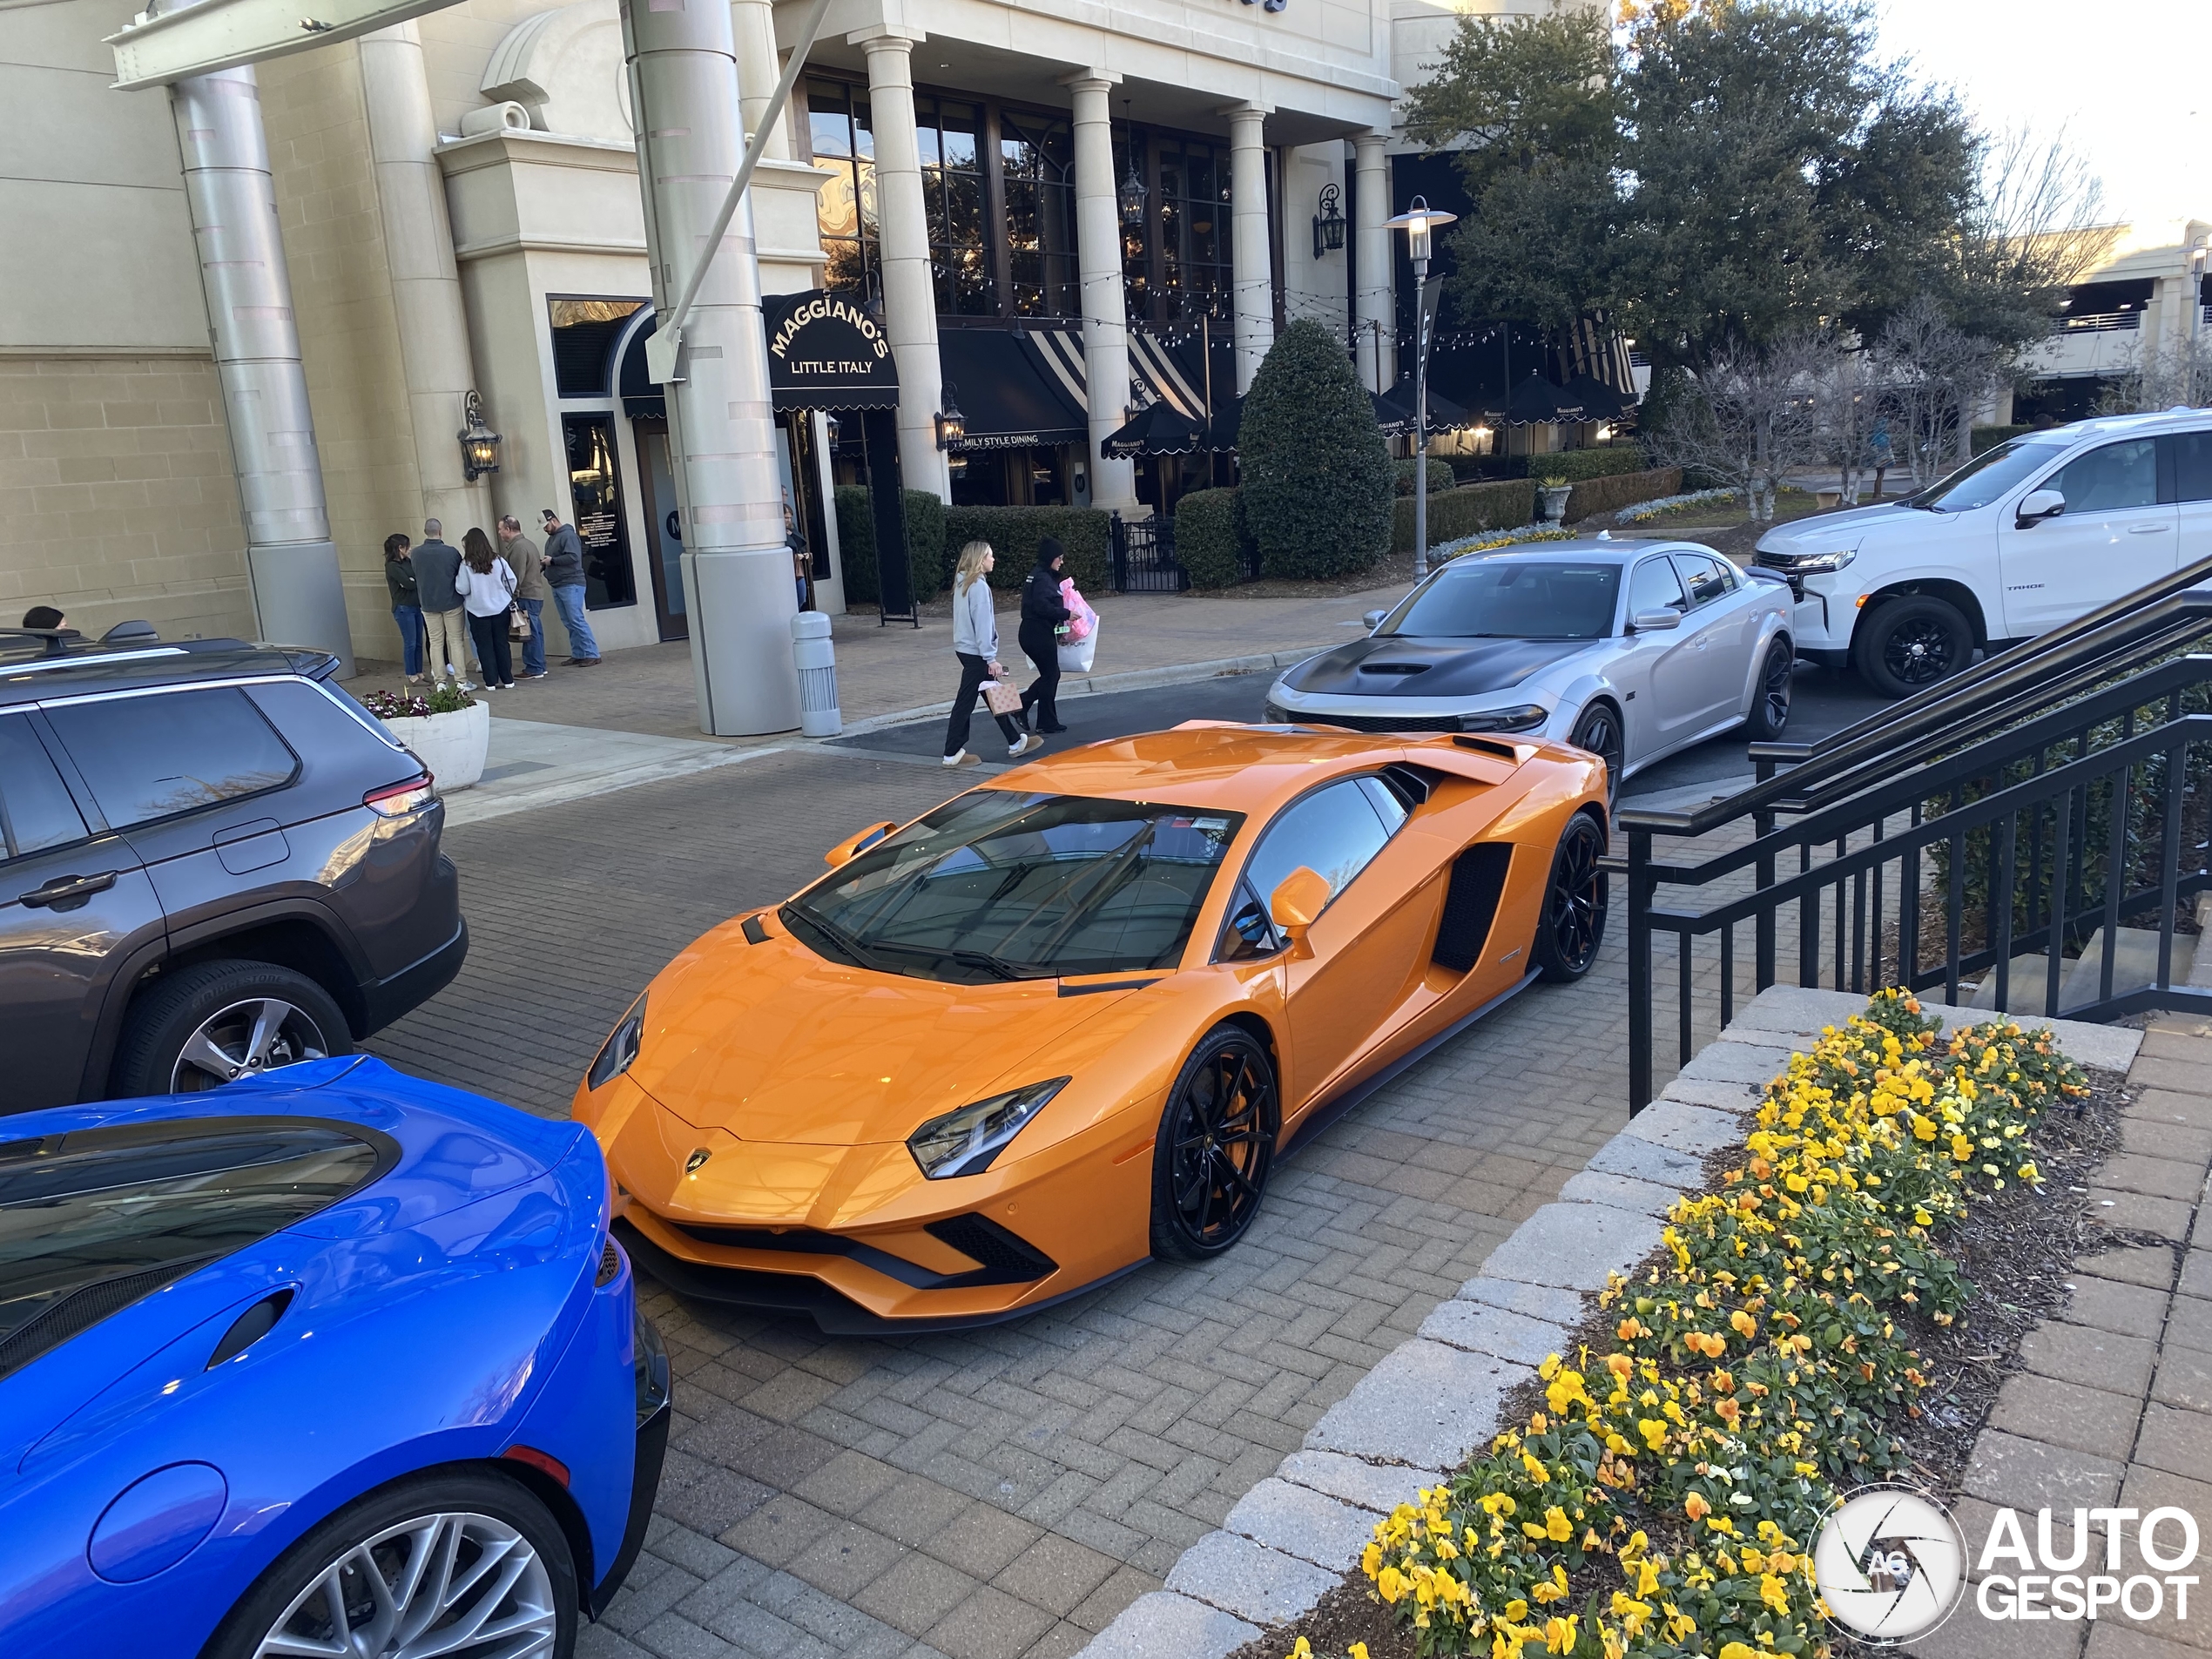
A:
[3, 0, 1575, 661]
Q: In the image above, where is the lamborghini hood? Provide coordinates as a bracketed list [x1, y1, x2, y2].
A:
[619, 915, 1136, 1146]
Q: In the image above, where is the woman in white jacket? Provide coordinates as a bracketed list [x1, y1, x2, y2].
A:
[942, 542, 1042, 768]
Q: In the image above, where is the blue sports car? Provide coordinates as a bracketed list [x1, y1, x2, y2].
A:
[0, 1056, 668, 1659]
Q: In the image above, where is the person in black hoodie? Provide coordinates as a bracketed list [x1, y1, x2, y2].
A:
[1017, 538, 1072, 734]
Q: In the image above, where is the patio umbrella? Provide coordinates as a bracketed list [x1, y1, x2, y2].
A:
[1561, 372, 1631, 421]
[1373, 378, 1474, 435]
[1102, 401, 1207, 457]
[1506, 373, 1585, 424]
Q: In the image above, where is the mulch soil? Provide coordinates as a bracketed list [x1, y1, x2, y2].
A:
[1228, 1058, 2139, 1659]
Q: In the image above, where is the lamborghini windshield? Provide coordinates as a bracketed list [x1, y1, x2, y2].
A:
[1382, 560, 1622, 640]
[786, 792, 1244, 984]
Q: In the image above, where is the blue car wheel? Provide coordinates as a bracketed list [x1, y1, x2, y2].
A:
[204, 1470, 577, 1659]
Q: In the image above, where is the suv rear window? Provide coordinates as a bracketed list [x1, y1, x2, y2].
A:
[0, 712, 87, 860]
[44, 688, 297, 829]
[0, 1117, 389, 1381]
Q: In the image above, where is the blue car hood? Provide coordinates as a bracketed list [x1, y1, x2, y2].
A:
[1282, 635, 1588, 698]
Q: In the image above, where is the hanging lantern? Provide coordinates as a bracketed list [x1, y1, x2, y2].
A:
[457, 390, 502, 482]
[1311, 182, 1346, 260]
[1118, 158, 1147, 227]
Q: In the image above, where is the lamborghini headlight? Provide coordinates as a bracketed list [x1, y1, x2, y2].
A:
[588, 993, 647, 1089]
[1459, 704, 1549, 733]
[907, 1077, 1070, 1178]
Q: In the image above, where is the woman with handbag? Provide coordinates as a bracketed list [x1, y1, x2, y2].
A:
[1017, 537, 1072, 736]
[456, 527, 519, 691]
[943, 541, 1042, 768]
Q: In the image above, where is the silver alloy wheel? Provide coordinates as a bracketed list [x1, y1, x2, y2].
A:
[170, 996, 329, 1093]
[253, 1511, 557, 1659]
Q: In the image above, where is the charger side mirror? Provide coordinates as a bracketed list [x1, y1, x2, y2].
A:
[1629, 608, 1683, 633]
[1363, 609, 1389, 631]
[826, 819, 899, 868]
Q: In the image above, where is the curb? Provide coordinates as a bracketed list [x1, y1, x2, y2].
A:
[831, 644, 1339, 739]
[1073, 987, 2144, 1658]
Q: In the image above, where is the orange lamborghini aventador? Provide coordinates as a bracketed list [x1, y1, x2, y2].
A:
[574, 723, 1608, 1332]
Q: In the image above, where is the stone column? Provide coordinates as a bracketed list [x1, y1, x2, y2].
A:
[359, 23, 490, 536]
[1065, 71, 1137, 514]
[1224, 102, 1274, 395]
[855, 26, 948, 501]
[1352, 131, 1395, 395]
[624, 0, 800, 734]
[171, 64, 353, 671]
[729, 0, 791, 162]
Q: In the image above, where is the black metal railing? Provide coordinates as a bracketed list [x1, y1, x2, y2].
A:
[1109, 512, 1189, 593]
[1619, 557, 2212, 1110]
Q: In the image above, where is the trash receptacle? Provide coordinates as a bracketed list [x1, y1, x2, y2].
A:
[791, 610, 841, 738]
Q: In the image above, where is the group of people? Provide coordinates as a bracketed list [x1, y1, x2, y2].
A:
[383, 510, 602, 691]
[941, 536, 1075, 768]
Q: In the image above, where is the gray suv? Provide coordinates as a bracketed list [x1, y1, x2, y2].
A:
[0, 631, 466, 1110]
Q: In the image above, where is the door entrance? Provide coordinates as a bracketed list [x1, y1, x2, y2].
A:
[632, 418, 688, 641]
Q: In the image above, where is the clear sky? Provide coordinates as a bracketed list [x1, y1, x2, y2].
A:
[1871, 0, 2205, 234]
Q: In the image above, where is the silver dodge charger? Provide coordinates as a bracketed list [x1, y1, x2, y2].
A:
[1264, 539, 1796, 798]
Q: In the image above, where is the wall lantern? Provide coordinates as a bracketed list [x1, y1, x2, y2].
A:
[934, 382, 966, 451]
[458, 390, 502, 482]
[1312, 182, 1346, 260]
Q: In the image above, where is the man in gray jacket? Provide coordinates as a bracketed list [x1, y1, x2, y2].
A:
[540, 508, 601, 667]
[412, 518, 475, 688]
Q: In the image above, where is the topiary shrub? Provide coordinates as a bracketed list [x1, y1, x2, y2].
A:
[942, 505, 1112, 594]
[1239, 320, 1394, 579]
[1392, 478, 1535, 554]
[1527, 447, 1649, 484]
[833, 485, 947, 607]
[1393, 456, 1457, 497]
[1175, 488, 1247, 590]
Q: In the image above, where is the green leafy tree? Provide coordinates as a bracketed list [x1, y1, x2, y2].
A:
[1238, 320, 1394, 579]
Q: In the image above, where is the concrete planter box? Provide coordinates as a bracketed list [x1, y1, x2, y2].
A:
[380, 699, 489, 792]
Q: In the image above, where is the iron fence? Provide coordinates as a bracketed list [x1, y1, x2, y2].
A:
[1109, 513, 1190, 593]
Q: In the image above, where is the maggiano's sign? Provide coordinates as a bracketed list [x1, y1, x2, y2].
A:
[760, 290, 900, 410]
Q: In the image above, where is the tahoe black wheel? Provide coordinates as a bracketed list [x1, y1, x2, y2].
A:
[1568, 701, 1625, 807]
[1855, 595, 1971, 698]
[1533, 812, 1608, 984]
[1746, 638, 1795, 742]
[1150, 1025, 1278, 1263]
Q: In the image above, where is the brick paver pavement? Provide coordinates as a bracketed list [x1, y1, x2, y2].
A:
[366, 746, 1649, 1659]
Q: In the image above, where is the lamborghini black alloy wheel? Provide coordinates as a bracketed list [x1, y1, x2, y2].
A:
[1534, 813, 1608, 983]
[1151, 1028, 1278, 1261]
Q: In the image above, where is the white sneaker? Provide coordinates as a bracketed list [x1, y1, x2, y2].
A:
[1009, 734, 1043, 757]
[942, 751, 979, 768]
[458, 680, 478, 691]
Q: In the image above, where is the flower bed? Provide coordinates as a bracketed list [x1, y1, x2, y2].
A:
[1616, 489, 1741, 524]
[1340, 993, 2088, 1658]
[1435, 526, 1581, 562]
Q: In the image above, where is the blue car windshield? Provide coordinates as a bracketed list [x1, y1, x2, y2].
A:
[1383, 561, 1622, 639]
[786, 792, 1244, 983]
[0, 1119, 387, 1380]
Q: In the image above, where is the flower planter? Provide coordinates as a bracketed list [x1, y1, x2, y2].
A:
[1536, 482, 1573, 523]
[378, 698, 489, 792]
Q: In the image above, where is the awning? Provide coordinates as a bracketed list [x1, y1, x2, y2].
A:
[619, 316, 664, 419]
[1561, 372, 1630, 421]
[1375, 377, 1475, 434]
[1103, 400, 1207, 457]
[1507, 374, 1585, 425]
[939, 327, 1089, 451]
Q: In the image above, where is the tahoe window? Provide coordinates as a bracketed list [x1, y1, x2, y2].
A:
[1907, 435, 2071, 511]
[45, 689, 296, 830]
[786, 792, 1244, 983]
[2043, 439, 2161, 514]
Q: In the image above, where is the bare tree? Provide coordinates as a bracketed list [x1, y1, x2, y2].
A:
[1644, 334, 1831, 520]
[1810, 345, 1895, 504]
[1952, 125, 2120, 345]
[2097, 329, 2212, 415]
[1871, 296, 2009, 487]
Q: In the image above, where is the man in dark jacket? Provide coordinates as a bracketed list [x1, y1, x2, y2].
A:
[540, 508, 601, 666]
[411, 518, 475, 687]
[1017, 538, 1071, 735]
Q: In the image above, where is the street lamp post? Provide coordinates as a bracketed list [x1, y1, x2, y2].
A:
[1384, 196, 1456, 580]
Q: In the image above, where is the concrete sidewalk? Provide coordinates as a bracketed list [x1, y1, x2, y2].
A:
[352, 584, 1394, 745]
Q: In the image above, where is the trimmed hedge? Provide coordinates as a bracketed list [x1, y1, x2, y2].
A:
[1972, 423, 2033, 455]
[1564, 465, 1683, 523]
[1239, 320, 1396, 578]
[833, 486, 949, 608]
[1448, 455, 1531, 482]
[1527, 446, 1650, 484]
[942, 504, 1112, 593]
[1394, 456, 1458, 497]
[1174, 488, 1246, 590]
[1392, 478, 1535, 554]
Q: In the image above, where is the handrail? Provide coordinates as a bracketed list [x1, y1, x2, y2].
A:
[1621, 552, 2212, 835]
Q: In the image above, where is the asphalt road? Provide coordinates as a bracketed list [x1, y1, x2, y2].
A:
[830, 660, 1895, 801]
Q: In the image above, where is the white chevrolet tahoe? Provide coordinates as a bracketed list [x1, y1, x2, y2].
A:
[1754, 409, 2212, 697]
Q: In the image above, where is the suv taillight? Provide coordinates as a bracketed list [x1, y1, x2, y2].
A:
[365, 774, 435, 817]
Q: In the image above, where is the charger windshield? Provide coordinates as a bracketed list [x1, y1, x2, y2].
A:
[1382, 560, 1622, 640]
[786, 792, 1244, 984]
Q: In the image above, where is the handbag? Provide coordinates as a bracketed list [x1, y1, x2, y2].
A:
[509, 606, 531, 641]
[981, 679, 1024, 717]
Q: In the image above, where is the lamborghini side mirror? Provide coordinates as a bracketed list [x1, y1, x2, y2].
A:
[826, 820, 898, 867]
[1268, 867, 1332, 956]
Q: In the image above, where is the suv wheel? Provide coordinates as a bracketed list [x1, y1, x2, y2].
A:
[1854, 595, 1971, 698]
[113, 960, 352, 1098]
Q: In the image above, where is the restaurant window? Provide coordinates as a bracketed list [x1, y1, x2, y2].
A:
[1000, 110, 1077, 319]
[809, 80, 878, 302]
[549, 298, 646, 397]
[917, 95, 990, 315]
[1154, 134, 1231, 325]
